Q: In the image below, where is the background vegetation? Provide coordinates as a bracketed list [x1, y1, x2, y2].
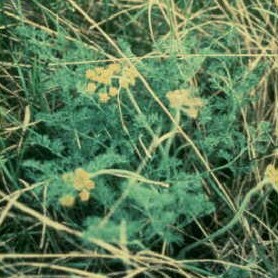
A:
[0, 0, 277, 277]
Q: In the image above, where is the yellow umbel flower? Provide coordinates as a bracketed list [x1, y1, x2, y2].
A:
[166, 89, 204, 119]
[86, 67, 111, 84]
[99, 93, 110, 103]
[79, 189, 90, 202]
[166, 90, 188, 108]
[120, 66, 138, 88]
[119, 77, 130, 89]
[98, 69, 112, 85]
[62, 168, 95, 190]
[85, 69, 95, 80]
[94, 67, 103, 75]
[127, 67, 138, 79]
[60, 168, 95, 206]
[73, 168, 95, 191]
[85, 64, 139, 104]
[109, 87, 118, 97]
[74, 168, 90, 182]
[186, 107, 198, 119]
[59, 195, 75, 207]
[107, 63, 121, 74]
[84, 179, 95, 190]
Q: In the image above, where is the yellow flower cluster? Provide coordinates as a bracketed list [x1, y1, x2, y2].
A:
[166, 89, 204, 119]
[99, 92, 110, 103]
[84, 63, 139, 103]
[59, 168, 95, 207]
[119, 66, 138, 89]
[59, 195, 75, 207]
[109, 87, 118, 97]
[86, 64, 120, 85]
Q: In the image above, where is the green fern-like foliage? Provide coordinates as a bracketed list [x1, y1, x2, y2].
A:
[13, 23, 272, 259]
